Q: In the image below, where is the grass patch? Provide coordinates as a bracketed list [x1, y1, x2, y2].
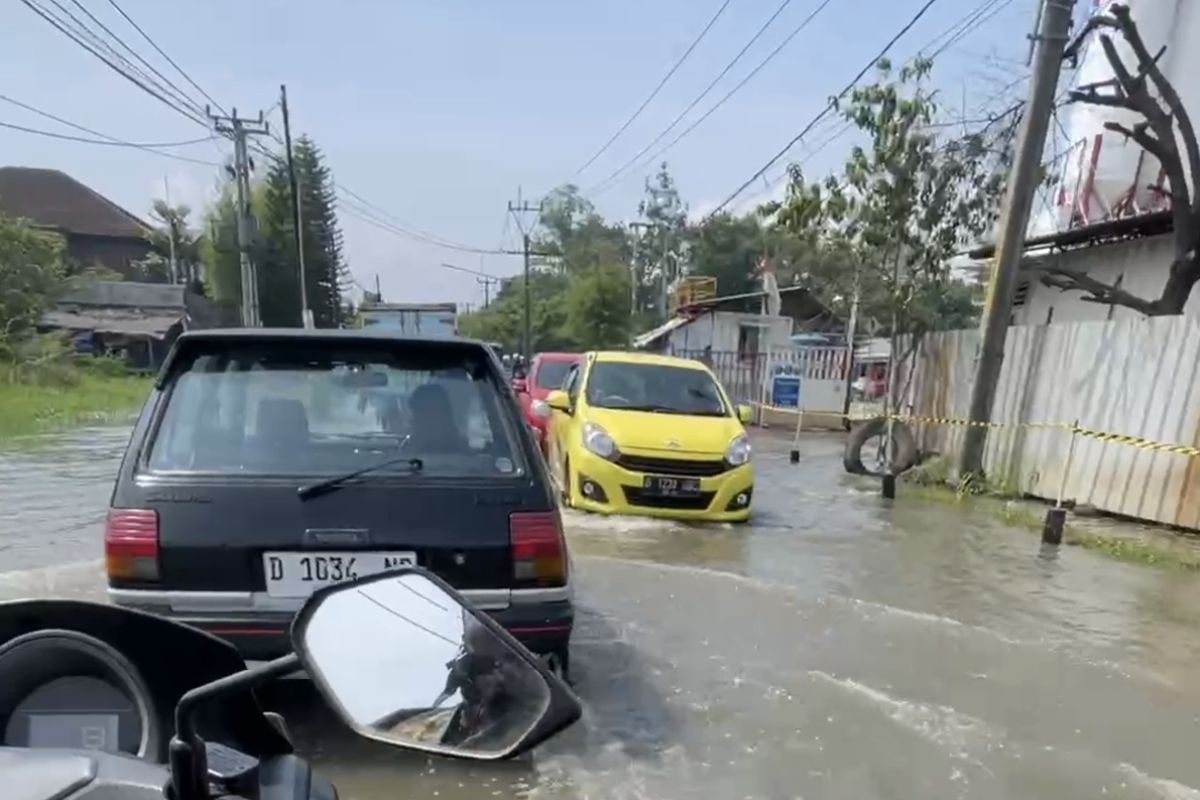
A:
[0, 371, 151, 441]
[899, 464, 1200, 572]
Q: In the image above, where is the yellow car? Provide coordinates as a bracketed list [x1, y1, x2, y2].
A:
[537, 351, 754, 522]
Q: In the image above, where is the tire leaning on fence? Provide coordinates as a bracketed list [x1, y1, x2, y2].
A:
[843, 417, 918, 476]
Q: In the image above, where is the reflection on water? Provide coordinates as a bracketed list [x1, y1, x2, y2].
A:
[4, 428, 1200, 799]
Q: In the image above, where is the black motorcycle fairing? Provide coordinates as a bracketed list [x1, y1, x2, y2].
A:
[0, 600, 291, 760]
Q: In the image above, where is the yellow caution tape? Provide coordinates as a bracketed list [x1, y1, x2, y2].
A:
[1073, 427, 1200, 458]
[749, 403, 1200, 458]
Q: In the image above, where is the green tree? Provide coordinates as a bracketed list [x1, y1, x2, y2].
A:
[200, 136, 350, 328]
[563, 262, 632, 349]
[686, 213, 766, 298]
[0, 212, 66, 352]
[144, 200, 204, 291]
[764, 57, 1012, 338]
[200, 188, 244, 311]
[295, 137, 351, 327]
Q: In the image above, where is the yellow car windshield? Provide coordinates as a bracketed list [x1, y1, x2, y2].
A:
[585, 362, 727, 416]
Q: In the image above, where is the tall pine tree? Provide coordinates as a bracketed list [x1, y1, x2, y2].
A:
[201, 137, 350, 328]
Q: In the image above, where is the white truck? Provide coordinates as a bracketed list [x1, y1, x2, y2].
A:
[358, 302, 458, 338]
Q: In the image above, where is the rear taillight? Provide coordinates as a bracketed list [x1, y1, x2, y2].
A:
[510, 511, 567, 587]
[105, 509, 160, 582]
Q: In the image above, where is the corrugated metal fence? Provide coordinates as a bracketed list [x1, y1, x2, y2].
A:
[898, 316, 1200, 529]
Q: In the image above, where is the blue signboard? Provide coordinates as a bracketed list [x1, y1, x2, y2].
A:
[771, 374, 801, 408]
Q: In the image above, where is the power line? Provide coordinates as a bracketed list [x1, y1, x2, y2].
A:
[102, 0, 227, 115]
[337, 193, 520, 256]
[43, 0, 200, 118]
[0, 92, 215, 148]
[710, 0, 942, 218]
[45, 0, 206, 121]
[63, 0, 206, 118]
[0, 119, 220, 166]
[592, 0, 837, 196]
[18, 0, 209, 129]
[585, 0, 799, 195]
[572, 0, 735, 178]
[929, 0, 1014, 60]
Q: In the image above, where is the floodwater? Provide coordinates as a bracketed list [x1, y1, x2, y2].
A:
[4, 427, 1200, 799]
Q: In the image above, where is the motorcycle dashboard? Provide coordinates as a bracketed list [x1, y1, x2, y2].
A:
[0, 631, 157, 759]
[3, 675, 140, 754]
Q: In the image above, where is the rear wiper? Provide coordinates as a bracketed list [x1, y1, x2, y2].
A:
[297, 456, 424, 501]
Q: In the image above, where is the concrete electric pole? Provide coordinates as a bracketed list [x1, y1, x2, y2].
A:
[440, 263, 500, 309]
[280, 85, 312, 329]
[162, 176, 178, 285]
[959, 0, 1076, 477]
[209, 106, 271, 327]
[507, 192, 541, 364]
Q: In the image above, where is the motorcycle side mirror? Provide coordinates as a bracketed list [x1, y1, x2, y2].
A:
[290, 567, 581, 760]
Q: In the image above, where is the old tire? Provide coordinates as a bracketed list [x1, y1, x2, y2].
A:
[843, 417, 917, 476]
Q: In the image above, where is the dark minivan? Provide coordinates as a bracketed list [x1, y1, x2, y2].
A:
[106, 329, 572, 671]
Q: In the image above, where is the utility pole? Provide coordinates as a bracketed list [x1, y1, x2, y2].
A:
[440, 262, 500, 308]
[959, 0, 1076, 477]
[162, 176, 178, 285]
[840, 271, 861, 430]
[210, 106, 271, 327]
[375, 274, 382, 303]
[280, 84, 311, 329]
[507, 191, 541, 364]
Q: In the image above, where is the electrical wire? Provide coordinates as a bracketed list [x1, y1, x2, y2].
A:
[44, 0, 197, 118]
[709, 0, 942, 218]
[337, 192, 519, 256]
[63, 0, 207, 118]
[590, 0, 837, 197]
[572, 0, 735, 178]
[0, 92, 216, 148]
[103, 0, 227, 115]
[584, 0, 799, 195]
[336, 184, 498, 252]
[0, 119, 220, 166]
[18, 0, 210, 129]
[929, 0, 1014, 60]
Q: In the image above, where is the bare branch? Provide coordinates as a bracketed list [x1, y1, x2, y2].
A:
[1108, 4, 1200, 216]
[1063, 13, 1120, 62]
[1037, 265, 1160, 315]
[1104, 121, 1168, 162]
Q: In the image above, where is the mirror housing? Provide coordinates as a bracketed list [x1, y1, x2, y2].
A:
[545, 390, 571, 413]
[290, 567, 580, 760]
[737, 404, 753, 424]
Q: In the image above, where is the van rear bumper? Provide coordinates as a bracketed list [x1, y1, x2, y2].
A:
[108, 587, 573, 660]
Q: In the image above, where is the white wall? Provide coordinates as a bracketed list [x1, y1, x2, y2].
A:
[664, 311, 793, 354]
[1013, 234, 1200, 325]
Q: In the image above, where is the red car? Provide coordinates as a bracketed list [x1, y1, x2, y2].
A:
[515, 352, 581, 451]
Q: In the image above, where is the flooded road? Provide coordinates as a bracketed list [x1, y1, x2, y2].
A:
[4, 428, 1200, 799]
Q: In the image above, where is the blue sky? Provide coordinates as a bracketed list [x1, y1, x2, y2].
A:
[1, 0, 1039, 307]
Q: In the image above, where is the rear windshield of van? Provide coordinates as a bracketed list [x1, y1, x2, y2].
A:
[146, 341, 524, 478]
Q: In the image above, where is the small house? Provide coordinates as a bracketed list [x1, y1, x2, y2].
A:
[0, 166, 153, 276]
[41, 281, 229, 370]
